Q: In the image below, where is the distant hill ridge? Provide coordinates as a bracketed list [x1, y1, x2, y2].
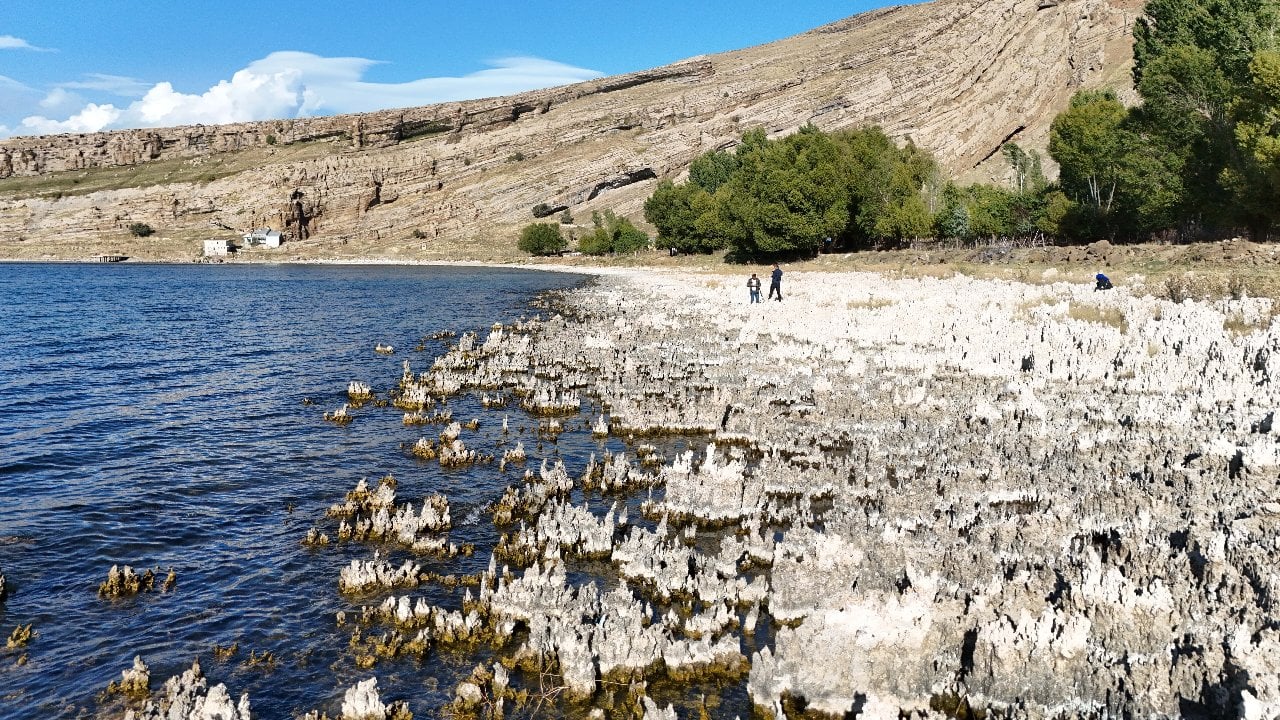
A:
[0, 0, 1139, 259]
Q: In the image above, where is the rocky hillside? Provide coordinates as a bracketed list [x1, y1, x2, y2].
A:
[0, 0, 1140, 261]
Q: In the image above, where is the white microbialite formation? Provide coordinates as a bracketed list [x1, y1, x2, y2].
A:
[347, 381, 374, 402]
[120, 659, 250, 720]
[279, 266, 1280, 719]
[490, 268, 1280, 718]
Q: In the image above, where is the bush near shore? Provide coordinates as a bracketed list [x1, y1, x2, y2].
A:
[632, 0, 1280, 260]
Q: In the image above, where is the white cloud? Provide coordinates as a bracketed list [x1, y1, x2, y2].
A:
[58, 73, 150, 97]
[22, 103, 121, 135]
[40, 87, 81, 110]
[134, 69, 306, 126]
[14, 52, 604, 136]
[0, 35, 52, 52]
[297, 55, 606, 114]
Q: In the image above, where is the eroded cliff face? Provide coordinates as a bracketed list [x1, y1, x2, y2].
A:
[0, 0, 1139, 259]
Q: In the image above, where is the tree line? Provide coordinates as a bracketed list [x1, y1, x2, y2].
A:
[641, 124, 1063, 258]
[1054, 0, 1280, 241]
[521, 0, 1280, 257]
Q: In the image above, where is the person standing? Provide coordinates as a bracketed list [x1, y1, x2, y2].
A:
[767, 263, 783, 301]
[747, 273, 762, 303]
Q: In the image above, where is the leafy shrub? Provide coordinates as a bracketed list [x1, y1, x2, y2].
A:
[578, 228, 612, 255]
[613, 221, 649, 253]
[559, 209, 574, 225]
[266, 135, 277, 145]
[518, 223, 567, 256]
[128, 223, 154, 237]
[531, 203, 555, 218]
[578, 210, 650, 255]
[411, 229, 427, 239]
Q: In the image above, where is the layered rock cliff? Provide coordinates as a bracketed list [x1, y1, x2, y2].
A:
[0, 0, 1140, 260]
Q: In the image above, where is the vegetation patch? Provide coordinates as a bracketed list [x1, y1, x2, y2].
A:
[518, 223, 567, 256]
[0, 139, 342, 200]
[845, 297, 893, 310]
[577, 210, 649, 256]
[1067, 302, 1128, 333]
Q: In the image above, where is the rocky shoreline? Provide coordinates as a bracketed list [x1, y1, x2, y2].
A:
[106, 267, 1280, 718]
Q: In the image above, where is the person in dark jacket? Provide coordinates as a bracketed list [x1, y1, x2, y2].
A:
[768, 263, 783, 301]
[1095, 273, 1113, 290]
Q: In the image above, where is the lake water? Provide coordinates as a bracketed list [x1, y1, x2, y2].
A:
[0, 262, 602, 718]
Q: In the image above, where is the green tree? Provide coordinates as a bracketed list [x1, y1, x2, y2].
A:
[613, 220, 649, 253]
[577, 227, 612, 255]
[935, 189, 971, 239]
[838, 129, 936, 245]
[1228, 49, 1280, 236]
[689, 149, 740, 193]
[1134, 0, 1278, 86]
[1050, 90, 1130, 215]
[517, 223, 566, 256]
[716, 124, 854, 257]
[1128, 0, 1280, 238]
[1037, 189, 1075, 237]
[643, 180, 721, 252]
[967, 186, 1014, 238]
[1002, 142, 1047, 193]
[647, 124, 939, 255]
[934, 183, 1056, 241]
[1134, 45, 1233, 227]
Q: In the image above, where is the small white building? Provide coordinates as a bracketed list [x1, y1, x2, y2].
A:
[203, 239, 234, 256]
[242, 228, 283, 248]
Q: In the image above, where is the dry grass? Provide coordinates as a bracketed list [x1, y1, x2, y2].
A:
[1067, 302, 1129, 333]
[0, 138, 344, 200]
[846, 297, 894, 310]
[1222, 308, 1277, 335]
[1223, 313, 1255, 335]
[1015, 296, 1059, 321]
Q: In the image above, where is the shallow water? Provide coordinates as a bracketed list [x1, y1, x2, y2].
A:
[0, 262, 609, 718]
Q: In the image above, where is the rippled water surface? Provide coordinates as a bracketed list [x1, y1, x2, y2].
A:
[0, 262, 593, 719]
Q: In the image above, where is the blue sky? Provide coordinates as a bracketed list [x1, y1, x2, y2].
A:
[0, 1, 896, 139]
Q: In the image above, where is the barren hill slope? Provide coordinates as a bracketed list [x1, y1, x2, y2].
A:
[0, 0, 1139, 261]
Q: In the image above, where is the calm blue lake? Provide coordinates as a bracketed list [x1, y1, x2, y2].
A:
[0, 262, 596, 719]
